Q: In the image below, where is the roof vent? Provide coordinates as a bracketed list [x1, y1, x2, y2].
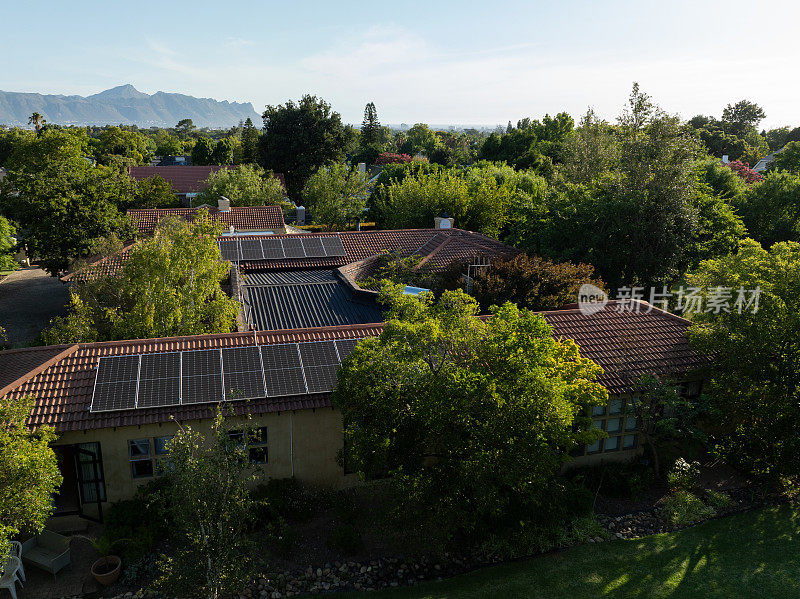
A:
[218, 196, 231, 212]
[434, 212, 453, 229]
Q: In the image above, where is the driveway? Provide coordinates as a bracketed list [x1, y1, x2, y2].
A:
[0, 266, 69, 347]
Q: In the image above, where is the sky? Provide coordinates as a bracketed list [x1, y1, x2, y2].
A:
[2, 0, 799, 129]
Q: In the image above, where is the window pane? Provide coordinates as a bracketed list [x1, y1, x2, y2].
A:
[132, 459, 154, 478]
[592, 419, 605, 430]
[249, 446, 268, 464]
[604, 436, 620, 451]
[625, 417, 638, 431]
[248, 427, 268, 445]
[129, 439, 151, 460]
[608, 399, 623, 415]
[591, 405, 606, 417]
[77, 442, 100, 462]
[154, 436, 174, 456]
[586, 440, 601, 454]
[606, 418, 622, 433]
[623, 434, 637, 449]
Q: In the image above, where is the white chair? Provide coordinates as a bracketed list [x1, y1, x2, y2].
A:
[0, 556, 23, 599]
[8, 542, 24, 582]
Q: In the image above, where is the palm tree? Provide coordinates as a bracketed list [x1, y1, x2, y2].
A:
[28, 112, 45, 134]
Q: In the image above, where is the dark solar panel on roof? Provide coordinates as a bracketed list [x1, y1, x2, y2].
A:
[301, 237, 326, 258]
[181, 349, 223, 404]
[222, 347, 265, 401]
[136, 353, 181, 408]
[264, 367, 307, 396]
[239, 239, 264, 261]
[335, 339, 360, 361]
[281, 237, 306, 259]
[299, 341, 339, 367]
[96, 355, 139, 385]
[218, 239, 239, 262]
[261, 238, 285, 259]
[261, 344, 302, 370]
[303, 364, 339, 393]
[320, 236, 346, 256]
[92, 380, 138, 412]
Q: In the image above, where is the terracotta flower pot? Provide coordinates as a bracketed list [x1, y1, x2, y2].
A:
[91, 555, 122, 586]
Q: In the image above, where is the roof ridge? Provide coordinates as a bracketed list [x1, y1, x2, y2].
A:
[61, 242, 136, 282]
[0, 344, 81, 397]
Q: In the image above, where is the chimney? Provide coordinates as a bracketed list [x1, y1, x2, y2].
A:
[358, 162, 366, 174]
[722, 155, 729, 164]
[296, 205, 306, 226]
[218, 196, 231, 212]
[434, 212, 454, 230]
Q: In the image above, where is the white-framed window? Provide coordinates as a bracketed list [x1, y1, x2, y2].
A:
[228, 427, 268, 464]
[129, 439, 153, 478]
[582, 398, 639, 455]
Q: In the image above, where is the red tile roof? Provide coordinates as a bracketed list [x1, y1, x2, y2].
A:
[128, 205, 286, 235]
[0, 302, 702, 433]
[129, 166, 232, 194]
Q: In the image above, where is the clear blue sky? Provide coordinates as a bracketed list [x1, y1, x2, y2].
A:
[3, 0, 798, 128]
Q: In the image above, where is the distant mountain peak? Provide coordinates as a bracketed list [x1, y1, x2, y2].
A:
[88, 84, 150, 100]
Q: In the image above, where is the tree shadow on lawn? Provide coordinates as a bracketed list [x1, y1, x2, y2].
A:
[341, 505, 800, 599]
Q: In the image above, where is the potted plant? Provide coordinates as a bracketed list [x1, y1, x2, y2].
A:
[86, 535, 127, 585]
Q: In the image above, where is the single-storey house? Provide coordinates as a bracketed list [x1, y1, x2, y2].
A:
[128, 165, 233, 205]
[0, 300, 702, 522]
[128, 201, 287, 237]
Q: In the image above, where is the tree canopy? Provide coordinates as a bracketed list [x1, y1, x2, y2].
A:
[334, 285, 606, 545]
[195, 164, 286, 208]
[42, 210, 239, 342]
[302, 163, 369, 230]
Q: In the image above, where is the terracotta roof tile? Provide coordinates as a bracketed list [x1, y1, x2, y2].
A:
[128, 205, 286, 235]
[128, 166, 232, 193]
[0, 302, 702, 433]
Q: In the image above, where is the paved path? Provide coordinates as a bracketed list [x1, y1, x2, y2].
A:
[0, 266, 68, 347]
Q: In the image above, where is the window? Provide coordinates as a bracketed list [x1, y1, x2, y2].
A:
[679, 380, 703, 399]
[581, 398, 639, 456]
[228, 427, 268, 464]
[154, 435, 174, 475]
[129, 439, 154, 478]
[76, 442, 106, 502]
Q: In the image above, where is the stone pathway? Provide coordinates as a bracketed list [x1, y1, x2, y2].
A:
[0, 266, 68, 347]
[19, 532, 100, 599]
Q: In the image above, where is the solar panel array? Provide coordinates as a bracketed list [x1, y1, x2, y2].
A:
[219, 236, 346, 262]
[89, 339, 360, 413]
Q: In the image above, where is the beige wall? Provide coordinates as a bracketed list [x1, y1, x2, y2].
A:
[56, 407, 354, 509]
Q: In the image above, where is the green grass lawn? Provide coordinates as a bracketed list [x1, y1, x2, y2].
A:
[337, 505, 800, 599]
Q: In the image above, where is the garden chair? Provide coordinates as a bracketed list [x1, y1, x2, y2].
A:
[7, 542, 24, 582]
[0, 556, 23, 599]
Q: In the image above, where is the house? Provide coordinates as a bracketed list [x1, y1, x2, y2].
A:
[128, 201, 288, 237]
[0, 300, 702, 521]
[752, 146, 786, 172]
[128, 165, 232, 205]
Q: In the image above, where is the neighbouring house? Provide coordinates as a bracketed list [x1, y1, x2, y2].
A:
[0, 300, 702, 522]
[752, 146, 786, 172]
[127, 201, 287, 237]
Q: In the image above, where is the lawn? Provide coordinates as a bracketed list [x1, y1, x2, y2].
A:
[336, 505, 800, 599]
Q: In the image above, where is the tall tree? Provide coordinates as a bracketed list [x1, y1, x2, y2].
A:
[240, 117, 259, 164]
[0, 216, 18, 271]
[191, 137, 215, 166]
[41, 210, 240, 342]
[258, 95, 348, 200]
[175, 118, 196, 138]
[195, 165, 286, 208]
[335, 285, 606, 546]
[0, 395, 62, 557]
[721, 100, 766, 137]
[360, 102, 381, 147]
[302, 163, 368, 230]
[27, 112, 45, 134]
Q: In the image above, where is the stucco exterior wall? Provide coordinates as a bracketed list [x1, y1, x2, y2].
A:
[55, 407, 354, 509]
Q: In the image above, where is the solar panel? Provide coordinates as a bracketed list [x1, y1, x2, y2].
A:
[181, 349, 223, 404]
[222, 347, 266, 401]
[301, 237, 326, 258]
[281, 237, 306, 259]
[136, 353, 181, 408]
[335, 339, 360, 361]
[298, 341, 339, 367]
[91, 355, 140, 412]
[239, 239, 264, 261]
[218, 239, 240, 262]
[261, 238, 285, 259]
[261, 344, 302, 370]
[303, 365, 339, 393]
[320, 237, 346, 257]
[265, 366, 307, 396]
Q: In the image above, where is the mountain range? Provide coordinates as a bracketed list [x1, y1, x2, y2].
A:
[0, 84, 261, 128]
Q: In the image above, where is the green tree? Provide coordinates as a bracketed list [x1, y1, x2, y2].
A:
[735, 171, 800, 247]
[195, 165, 286, 208]
[398, 123, 441, 157]
[94, 126, 152, 166]
[0, 127, 34, 166]
[28, 112, 46, 133]
[192, 137, 216, 166]
[772, 141, 800, 175]
[335, 285, 606, 545]
[154, 131, 183, 156]
[302, 163, 368, 230]
[240, 118, 259, 164]
[155, 408, 257, 599]
[0, 216, 18, 271]
[471, 253, 605, 313]
[212, 137, 235, 165]
[258, 95, 348, 199]
[360, 102, 381, 147]
[0, 395, 62, 556]
[41, 210, 239, 342]
[721, 100, 766, 137]
[560, 108, 618, 184]
[688, 239, 800, 479]
[0, 130, 133, 275]
[175, 118, 196, 139]
[128, 175, 180, 209]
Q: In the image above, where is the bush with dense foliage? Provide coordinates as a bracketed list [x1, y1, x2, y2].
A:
[302, 163, 369, 230]
[195, 164, 286, 208]
[42, 210, 239, 342]
[735, 170, 800, 246]
[662, 490, 716, 526]
[0, 215, 18, 271]
[726, 159, 763, 183]
[375, 152, 412, 165]
[334, 284, 607, 549]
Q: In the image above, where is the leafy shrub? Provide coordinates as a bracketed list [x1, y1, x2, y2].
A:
[667, 458, 701, 492]
[251, 478, 315, 523]
[327, 524, 363, 555]
[264, 516, 294, 557]
[569, 459, 655, 500]
[375, 152, 412, 165]
[662, 490, 716, 526]
[705, 490, 733, 508]
[122, 528, 154, 563]
[570, 516, 608, 543]
[120, 554, 158, 586]
[480, 523, 571, 561]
